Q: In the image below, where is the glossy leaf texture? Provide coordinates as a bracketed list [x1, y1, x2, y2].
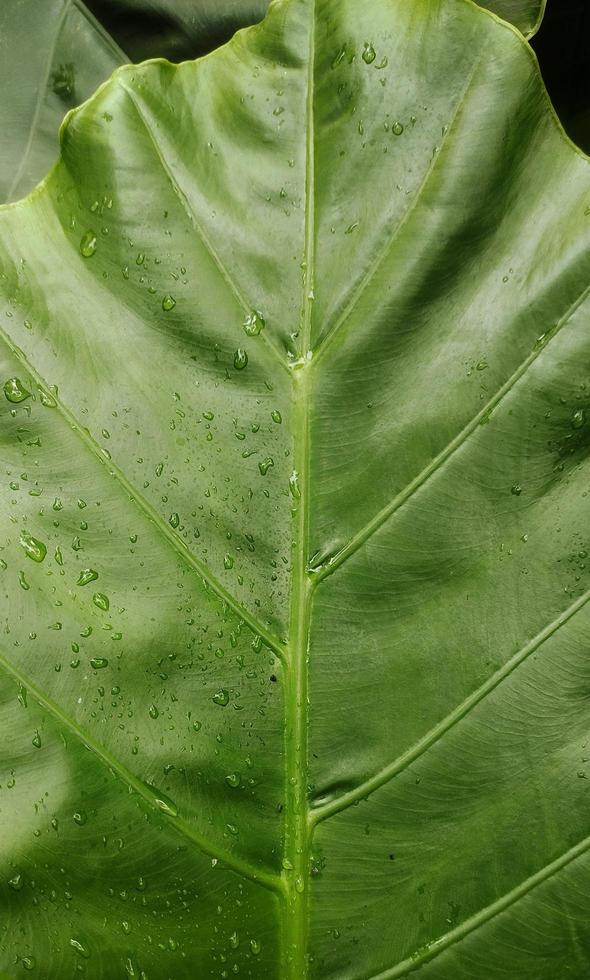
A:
[0, 0, 125, 204]
[0, 0, 546, 206]
[1, 0, 590, 976]
[479, 0, 546, 37]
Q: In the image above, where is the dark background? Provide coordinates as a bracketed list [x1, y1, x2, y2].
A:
[85, 0, 590, 151]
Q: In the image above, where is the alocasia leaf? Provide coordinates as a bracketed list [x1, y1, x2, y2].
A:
[1, 0, 590, 976]
[0, 0, 125, 204]
[479, 0, 546, 37]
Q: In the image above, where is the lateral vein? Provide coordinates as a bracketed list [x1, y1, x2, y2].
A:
[0, 648, 282, 893]
[120, 82, 290, 375]
[314, 281, 590, 582]
[364, 831, 590, 979]
[0, 322, 286, 661]
[312, 584, 590, 824]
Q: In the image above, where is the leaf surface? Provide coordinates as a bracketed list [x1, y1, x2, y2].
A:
[1, 0, 590, 976]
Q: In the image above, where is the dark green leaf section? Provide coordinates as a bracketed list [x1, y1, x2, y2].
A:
[0, 0, 125, 203]
[1, 0, 590, 976]
[84, 0, 269, 62]
[479, 0, 546, 36]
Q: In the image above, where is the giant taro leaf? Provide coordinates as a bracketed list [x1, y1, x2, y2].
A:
[1, 0, 590, 976]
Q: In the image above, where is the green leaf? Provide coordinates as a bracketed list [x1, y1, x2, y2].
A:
[1, 0, 590, 976]
[0, 0, 125, 204]
[477, 0, 547, 37]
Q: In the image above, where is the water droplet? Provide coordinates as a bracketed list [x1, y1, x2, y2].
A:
[572, 409, 585, 429]
[22, 956, 36, 971]
[233, 348, 248, 371]
[192, 720, 202, 732]
[18, 571, 30, 591]
[212, 689, 229, 706]
[243, 310, 265, 336]
[162, 294, 176, 311]
[90, 657, 108, 670]
[229, 932, 239, 949]
[4, 377, 30, 403]
[149, 704, 159, 719]
[39, 387, 57, 407]
[392, 122, 404, 136]
[250, 939, 261, 956]
[77, 568, 98, 586]
[169, 512, 180, 529]
[70, 938, 90, 959]
[223, 554, 234, 569]
[32, 730, 41, 749]
[92, 592, 109, 611]
[289, 471, 301, 499]
[73, 810, 87, 826]
[20, 531, 46, 563]
[511, 484, 522, 496]
[295, 875, 305, 893]
[79, 231, 97, 257]
[225, 772, 241, 788]
[8, 873, 23, 891]
[258, 457, 274, 476]
[145, 783, 178, 816]
[271, 410, 282, 424]
[362, 42, 376, 64]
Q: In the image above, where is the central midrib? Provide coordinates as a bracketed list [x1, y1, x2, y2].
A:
[281, 0, 316, 974]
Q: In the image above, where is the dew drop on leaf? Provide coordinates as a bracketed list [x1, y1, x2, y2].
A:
[212, 689, 229, 706]
[362, 42, 376, 64]
[70, 938, 90, 959]
[162, 294, 176, 311]
[289, 471, 301, 499]
[20, 530, 46, 563]
[77, 568, 98, 586]
[4, 377, 30, 403]
[79, 231, 97, 257]
[233, 348, 248, 370]
[92, 592, 109, 611]
[243, 310, 265, 336]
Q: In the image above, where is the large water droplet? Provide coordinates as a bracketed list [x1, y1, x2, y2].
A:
[4, 377, 30, 403]
[20, 531, 46, 563]
[233, 348, 248, 370]
[212, 689, 229, 706]
[362, 42, 376, 64]
[79, 231, 97, 257]
[243, 310, 265, 336]
[92, 592, 109, 611]
[77, 568, 98, 586]
[162, 294, 176, 311]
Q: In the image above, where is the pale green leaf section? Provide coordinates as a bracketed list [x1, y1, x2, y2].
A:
[1, 0, 590, 976]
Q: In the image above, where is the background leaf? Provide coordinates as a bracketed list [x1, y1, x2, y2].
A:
[2, 0, 590, 976]
[0, 0, 125, 203]
[84, 0, 269, 61]
[479, 0, 546, 37]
